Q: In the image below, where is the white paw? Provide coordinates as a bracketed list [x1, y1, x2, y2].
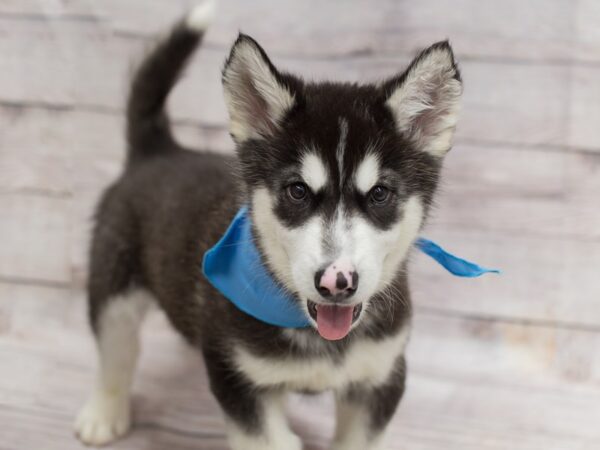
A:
[281, 431, 303, 450]
[74, 390, 131, 446]
[227, 424, 303, 450]
[331, 440, 386, 450]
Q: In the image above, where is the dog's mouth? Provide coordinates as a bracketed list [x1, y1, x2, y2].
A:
[307, 300, 363, 341]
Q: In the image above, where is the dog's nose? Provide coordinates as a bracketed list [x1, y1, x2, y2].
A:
[314, 259, 358, 301]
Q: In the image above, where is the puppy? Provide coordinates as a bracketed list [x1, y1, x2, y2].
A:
[74, 2, 462, 449]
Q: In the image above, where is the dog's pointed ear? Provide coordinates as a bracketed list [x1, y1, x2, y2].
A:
[222, 34, 297, 143]
[383, 41, 462, 157]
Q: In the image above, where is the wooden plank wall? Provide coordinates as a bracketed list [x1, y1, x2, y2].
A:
[0, 1, 599, 449]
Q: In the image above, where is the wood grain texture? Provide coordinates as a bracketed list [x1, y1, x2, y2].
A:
[5, 0, 600, 66]
[1, 283, 600, 450]
[1, 18, 599, 150]
[437, 143, 600, 241]
[1, 0, 600, 448]
[0, 194, 71, 285]
[411, 229, 600, 327]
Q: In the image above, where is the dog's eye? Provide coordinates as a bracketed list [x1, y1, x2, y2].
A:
[287, 182, 309, 201]
[369, 186, 390, 205]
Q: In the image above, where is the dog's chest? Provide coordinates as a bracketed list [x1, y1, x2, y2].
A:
[233, 327, 409, 391]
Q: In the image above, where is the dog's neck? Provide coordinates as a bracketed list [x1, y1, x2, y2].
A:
[202, 206, 499, 330]
[203, 206, 310, 328]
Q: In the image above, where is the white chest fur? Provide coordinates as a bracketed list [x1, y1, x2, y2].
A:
[233, 326, 410, 392]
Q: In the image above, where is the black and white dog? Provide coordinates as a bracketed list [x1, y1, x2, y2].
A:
[75, 2, 462, 449]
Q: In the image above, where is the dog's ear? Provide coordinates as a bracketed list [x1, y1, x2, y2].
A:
[222, 34, 297, 143]
[383, 41, 462, 157]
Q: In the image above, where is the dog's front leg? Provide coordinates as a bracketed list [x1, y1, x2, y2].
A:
[331, 356, 406, 450]
[224, 391, 302, 450]
[203, 346, 302, 450]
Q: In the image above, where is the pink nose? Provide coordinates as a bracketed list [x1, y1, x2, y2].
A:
[314, 259, 358, 301]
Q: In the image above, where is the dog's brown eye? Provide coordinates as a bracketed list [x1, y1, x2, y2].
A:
[369, 186, 390, 204]
[287, 182, 309, 201]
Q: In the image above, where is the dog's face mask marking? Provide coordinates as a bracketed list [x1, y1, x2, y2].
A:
[222, 35, 462, 338]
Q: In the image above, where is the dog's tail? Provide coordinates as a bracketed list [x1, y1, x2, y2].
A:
[126, 1, 216, 165]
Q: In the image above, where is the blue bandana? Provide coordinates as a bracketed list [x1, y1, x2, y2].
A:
[202, 207, 499, 328]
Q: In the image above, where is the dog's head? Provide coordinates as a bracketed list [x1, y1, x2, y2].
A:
[222, 35, 462, 340]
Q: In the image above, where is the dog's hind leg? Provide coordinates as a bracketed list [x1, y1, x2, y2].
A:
[75, 289, 152, 446]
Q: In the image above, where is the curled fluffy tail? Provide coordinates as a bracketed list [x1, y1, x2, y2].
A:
[126, 1, 215, 165]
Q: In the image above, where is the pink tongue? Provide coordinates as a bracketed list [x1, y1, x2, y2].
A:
[316, 304, 354, 341]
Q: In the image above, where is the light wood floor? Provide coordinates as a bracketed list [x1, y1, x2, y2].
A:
[1, 1, 600, 449]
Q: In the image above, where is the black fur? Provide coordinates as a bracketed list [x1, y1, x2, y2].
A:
[232, 60, 444, 233]
[126, 24, 202, 163]
[86, 15, 460, 444]
[344, 356, 407, 433]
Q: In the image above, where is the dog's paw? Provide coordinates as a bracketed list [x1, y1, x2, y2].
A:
[74, 390, 131, 446]
[330, 440, 386, 450]
[267, 432, 302, 450]
[227, 425, 303, 450]
[281, 432, 303, 450]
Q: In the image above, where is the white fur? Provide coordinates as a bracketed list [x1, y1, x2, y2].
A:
[370, 195, 424, 289]
[331, 206, 349, 254]
[226, 394, 302, 450]
[185, 0, 216, 32]
[252, 187, 324, 310]
[223, 39, 295, 142]
[331, 397, 388, 450]
[327, 196, 423, 321]
[252, 186, 423, 329]
[301, 152, 328, 192]
[75, 290, 152, 446]
[354, 153, 380, 193]
[234, 326, 410, 391]
[336, 118, 349, 188]
[75, 389, 131, 446]
[385, 46, 462, 156]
